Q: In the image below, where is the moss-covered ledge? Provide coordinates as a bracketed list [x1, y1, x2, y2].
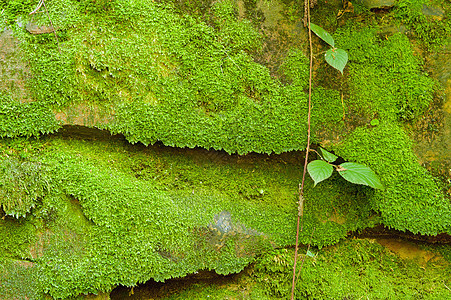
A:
[0, 133, 377, 298]
[1, 0, 327, 154]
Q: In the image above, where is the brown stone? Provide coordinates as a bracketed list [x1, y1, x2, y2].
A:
[25, 22, 56, 35]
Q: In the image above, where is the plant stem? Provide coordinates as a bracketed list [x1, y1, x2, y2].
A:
[42, 1, 60, 53]
[295, 227, 316, 282]
[291, 0, 313, 298]
[30, 0, 60, 53]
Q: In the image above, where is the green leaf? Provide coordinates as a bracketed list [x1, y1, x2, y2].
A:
[307, 160, 334, 186]
[320, 148, 338, 163]
[338, 162, 384, 189]
[310, 23, 335, 47]
[325, 48, 348, 74]
[370, 119, 380, 126]
[306, 250, 315, 257]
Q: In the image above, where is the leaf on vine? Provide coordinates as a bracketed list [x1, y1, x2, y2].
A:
[325, 48, 348, 74]
[307, 160, 333, 186]
[337, 162, 384, 189]
[310, 23, 335, 47]
[320, 148, 338, 163]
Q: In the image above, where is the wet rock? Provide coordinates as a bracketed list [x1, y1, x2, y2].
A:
[0, 28, 32, 102]
[211, 211, 233, 234]
[422, 4, 445, 20]
[25, 22, 56, 34]
[356, 0, 397, 9]
[379, 24, 408, 37]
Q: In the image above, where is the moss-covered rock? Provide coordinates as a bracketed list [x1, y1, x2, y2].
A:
[0, 0, 449, 298]
[0, 134, 378, 298]
[327, 23, 451, 235]
[110, 238, 451, 299]
[254, 238, 451, 299]
[333, 122, 451, 235]
[0, 0, 326, 154]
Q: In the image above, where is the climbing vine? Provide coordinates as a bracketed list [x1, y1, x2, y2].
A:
[290, 1, 382, 298]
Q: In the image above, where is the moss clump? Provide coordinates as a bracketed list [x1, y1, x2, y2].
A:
[0, 93, 60, 138]
[328, 24, 450, 235]
[145, 239, 450, 299]
[335, 26, 435, 122]
[89, 0, 310, 154]
[0, 215, 37, 259]
[0, 0, 35, 23]
[0, 156, 48, 218]
[0, 258, 42, 300]
[333, 122, 451, 235]
[0, 137, 52, 217]
[279, 49, 310, 86]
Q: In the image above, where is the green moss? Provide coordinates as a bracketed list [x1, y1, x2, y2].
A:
[254, 239, 451, 299]
[436, 244, 451, 263]
[96, 0, 308, 154]
[333, 122, 451, 235]
[311, 87, 344, 130]
[0, 216, 37, 258]
[35, 147, 269, 297]
[5, 1, 83, 108]
[279, 48, 310, 86]
[394, 0, 451, 48]
[0, 0, 35, 24]
[0, 134, 378, 298]
[0, 93, 60, 138]
[0, 0, 350, 154]
[1, 0, 346, 154]
[0, 214, 42, 299]
[324, 24, 449, 235]
[0, 156, 48, 218]
[78, 0, 115, 14]
[0, 258, 43, 300]
[150, 239, 450, 299]
[165, 283, 249, 299]
[0, 1, 448, 298]
[335, 26, 435, 121]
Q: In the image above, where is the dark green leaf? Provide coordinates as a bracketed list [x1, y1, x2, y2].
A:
[320, 148, 338, 163]
[307, 160, 334, 186]
[325, 48, 348, 74]
[310, 23, 335, 47]
[338, 162, 384, 189]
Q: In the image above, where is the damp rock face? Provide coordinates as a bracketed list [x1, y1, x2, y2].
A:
[1, 0, 450, 299]
[414, 42, 451, 193]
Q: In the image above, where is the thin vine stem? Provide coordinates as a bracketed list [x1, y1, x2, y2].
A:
[30, 0, 60, 53]
[295, 227, 316, 282]
[291, 0, 313, 298]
